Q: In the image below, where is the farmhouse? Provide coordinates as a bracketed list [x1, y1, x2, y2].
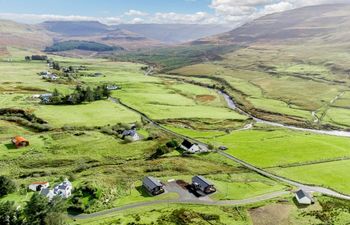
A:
[41, 72, 58, 81]
[53, 179, 73, 198]
[122, 129, 140, 141]
[40, 93, 53, 104]
[192, 176, 216, 194]
[28, 182, 49, 192]
[295, 189, 314, 205]
[143, 176, 164, 196]
[11, 136, 29, 148]
[180, 140, 202, 153]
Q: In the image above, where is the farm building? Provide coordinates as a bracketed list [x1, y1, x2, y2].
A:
[180, 140, 202, 153]
[122, 129, 140, 141]
[31, 55, 48, 60]
[40, 93, 53, 104]
[106, 85, 120, 90]
[28, 182, 49, 192]
[11, 136, 29, 148]
[143, 176, 164, 196]
[295, 189, 314, 205]
[192, 176, 216, 194]
[53, 179, 73, 198]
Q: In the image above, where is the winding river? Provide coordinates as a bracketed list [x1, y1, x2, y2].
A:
[220, 91, 350, 137]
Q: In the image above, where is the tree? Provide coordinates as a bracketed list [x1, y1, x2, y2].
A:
[93, 86, 104, 100]
[0, 176, 16, 197]
[52, 62, 61, 71]
[84, 87, 95, 102]
[50, 88, 62, 105]
[0, 201, 23, 225]
[25, 56, 31, 61]
[102, 85, 111, 98]
[24, 193, 67, 225]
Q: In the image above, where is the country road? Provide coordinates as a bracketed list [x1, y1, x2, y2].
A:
[109, 97, 350, 201]
[71, 190, 289, 219]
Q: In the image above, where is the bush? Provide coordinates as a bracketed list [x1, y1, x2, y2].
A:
[0, 176, 16, 197]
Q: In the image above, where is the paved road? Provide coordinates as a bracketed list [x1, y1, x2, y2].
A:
[110, 97, 350, 201]
[71, 190, 289, 220]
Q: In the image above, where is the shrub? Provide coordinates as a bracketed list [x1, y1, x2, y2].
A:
[0, 176, 16, 197]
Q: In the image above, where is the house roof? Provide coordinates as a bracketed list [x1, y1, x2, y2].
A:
[12, 136, 28, 144]
[143, 176, 162, 189]
[55, 180, 72, 191]
[31, 182, 49, 185]
[296, 189, 313, 201]
[192, 175, 213, 187]
[122, 130, 137, 136]
[181, 140, 193, 149]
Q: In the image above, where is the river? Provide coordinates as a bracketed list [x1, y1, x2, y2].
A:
[220, 91, 350, 137]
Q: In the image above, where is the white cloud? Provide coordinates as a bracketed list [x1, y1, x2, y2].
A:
[0, 1, 348, 26]
[124, 10, 148, 17]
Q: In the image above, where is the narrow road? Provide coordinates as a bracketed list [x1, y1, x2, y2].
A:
[71, 190, 289, 220]
[109, 97, 350, 201]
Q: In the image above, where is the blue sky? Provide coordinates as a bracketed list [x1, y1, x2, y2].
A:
[0, 0, 213, 16]
[0, 0, 341, 25]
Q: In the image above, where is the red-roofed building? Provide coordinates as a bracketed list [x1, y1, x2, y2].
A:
[11, 136, 29, 148]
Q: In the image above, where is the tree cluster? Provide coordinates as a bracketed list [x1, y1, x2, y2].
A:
[0, 193, 67, 225]
[46, 85, 111, 105]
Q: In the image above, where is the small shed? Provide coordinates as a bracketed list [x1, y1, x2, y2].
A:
[29, 182, 49, 192]
[143, 176, 164, 196]
[11, 136, 29, 148]
[295, 189, 314, 205]
[192, 176, 216, 194]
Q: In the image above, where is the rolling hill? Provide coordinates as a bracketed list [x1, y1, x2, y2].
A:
[116, 24, 231, 44]
[197, 4, 350, 45]
[0, 19, 52, 49]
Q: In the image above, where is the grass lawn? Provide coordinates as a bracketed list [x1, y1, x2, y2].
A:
[34, 100, 140, 128]
[218, 127, 350, 168]
[269, 160, 350, 194]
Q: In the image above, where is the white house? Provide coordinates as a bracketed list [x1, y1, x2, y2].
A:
[180, 140, 202, 153]
[295, 189, 314, 205]
[54, 179, 73, 198]
[28, 182, 49, 192]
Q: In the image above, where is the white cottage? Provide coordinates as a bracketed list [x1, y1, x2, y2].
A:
[28, 182, 49, 192]
[295, 189, 314, 205]
[180, 140, 202, 153]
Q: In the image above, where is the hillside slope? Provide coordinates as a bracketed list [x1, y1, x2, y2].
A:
[0, 19, 52, 49]
[172, 4, 350, 129]
[198, 4, 350, 45]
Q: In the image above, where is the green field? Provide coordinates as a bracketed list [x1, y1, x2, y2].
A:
[270, 160, 350, 194]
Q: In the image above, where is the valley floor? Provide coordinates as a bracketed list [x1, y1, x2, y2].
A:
[0, 48, 350, 224]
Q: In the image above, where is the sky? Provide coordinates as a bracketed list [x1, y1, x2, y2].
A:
[0, 0, 348, 26]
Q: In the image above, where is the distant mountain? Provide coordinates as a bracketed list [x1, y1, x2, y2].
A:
[196, 4, 350, 45]
[0, 19, 52, 49]
[115, 24, 231, 44]
[41, 21, 109, 36]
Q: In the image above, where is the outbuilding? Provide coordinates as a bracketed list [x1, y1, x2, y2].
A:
[143, 176, 164, 196]
[29, 182, 49, 192]
[180, 140, 201, 153]
[295, 189, 314, 205]
[11, 136, 29, 148]
[192, 176, 216, 194]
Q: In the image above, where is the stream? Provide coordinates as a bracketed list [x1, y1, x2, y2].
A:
[220, 91, 350, 137]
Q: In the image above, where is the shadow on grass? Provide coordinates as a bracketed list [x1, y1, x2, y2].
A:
[135, 185, 153, 198]
[4, 143, 16, 150]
